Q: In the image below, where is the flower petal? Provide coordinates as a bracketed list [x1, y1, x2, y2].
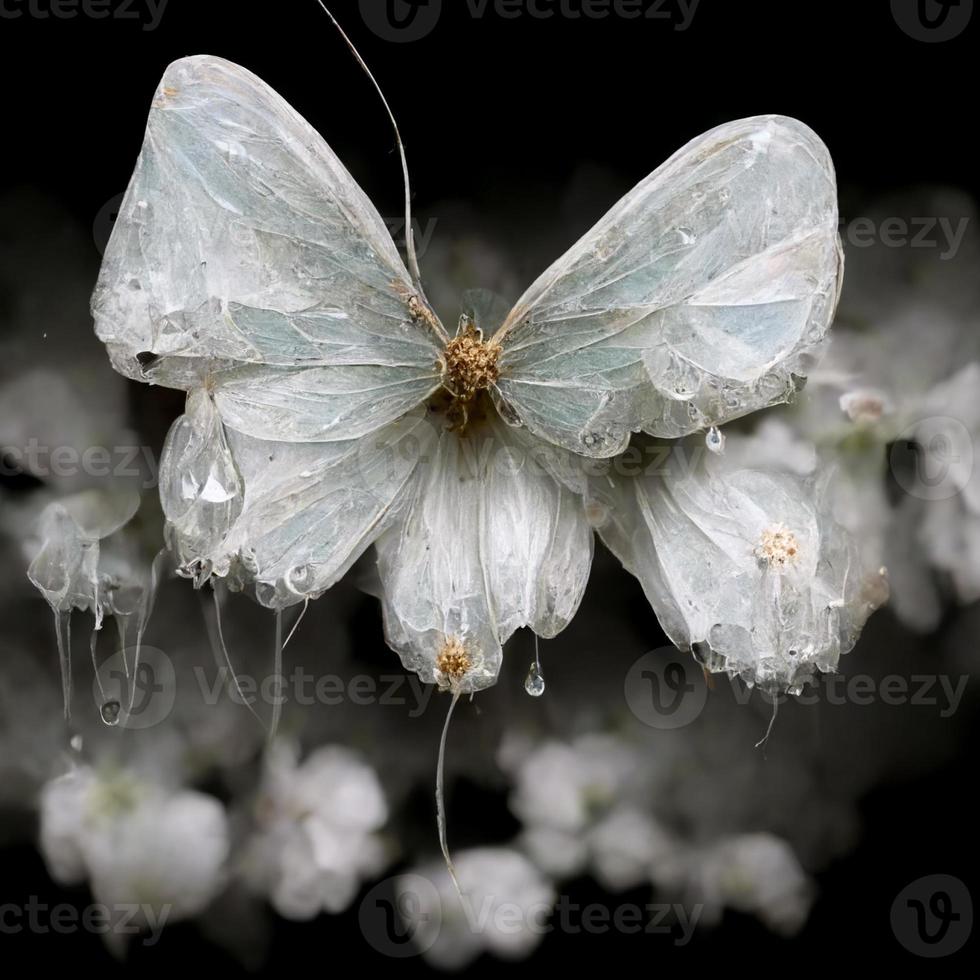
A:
[375, 417, 592, 692]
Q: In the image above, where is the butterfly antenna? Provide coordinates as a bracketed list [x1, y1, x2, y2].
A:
[315, 2, 425, 288]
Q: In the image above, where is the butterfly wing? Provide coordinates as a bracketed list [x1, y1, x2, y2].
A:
[92, 55, 444, 443]
[492, 116, 842, 456]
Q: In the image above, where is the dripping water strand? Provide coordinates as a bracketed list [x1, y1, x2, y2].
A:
[90, 628, 120, 726]
[524, 633, 545, 697]
[755, 695, 778, 754]
[268, 609, 284, 746]
[202, 584, 268, 734]
[54, 609, 72, 725]
[436, 690, 464, 903]
[90, 627, 107, 704]
[283, 598, 309, 650]
[128, 547, 169, 719]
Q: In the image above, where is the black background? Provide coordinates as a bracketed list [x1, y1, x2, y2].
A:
[1, 0, 977, 974]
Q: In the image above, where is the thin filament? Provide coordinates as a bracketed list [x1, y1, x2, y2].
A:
[436, 690, 464, 903]
[314, 1, 425, 289]
[204, 585, 268, 734]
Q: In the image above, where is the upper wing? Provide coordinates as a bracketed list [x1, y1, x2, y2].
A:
[492, 116, 842, 456]
[92, 55, 443, 442]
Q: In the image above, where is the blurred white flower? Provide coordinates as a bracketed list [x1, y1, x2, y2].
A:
[240, 741, 390, 919]
[397, 847, 554, 970]
[39, 763, 229, 945]
[504, 734, 665, 888]
[656, 833, 813, 936]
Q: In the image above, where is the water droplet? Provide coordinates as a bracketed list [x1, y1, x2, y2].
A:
[69, 734, 83, 753]
[100, 700, 121, 726]
[524, 662, 545, 697]
[705, 426, 726, 454]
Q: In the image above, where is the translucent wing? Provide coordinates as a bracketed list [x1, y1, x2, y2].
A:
[493, 116, 842, 456]
[92, 55, 443, 443]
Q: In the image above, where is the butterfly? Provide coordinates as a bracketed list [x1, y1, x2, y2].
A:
[92, 55, 842, 695]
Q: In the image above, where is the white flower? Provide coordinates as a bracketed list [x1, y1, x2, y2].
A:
[588, 807, 676, 892]
[397, 848, 554, 970]
[240, 741, 389, 919]
[504, 734, 662, 885]
[39, 765, 229, 941]
[657, 833, 813, 936]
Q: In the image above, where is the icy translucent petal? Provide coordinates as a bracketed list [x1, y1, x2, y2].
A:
[159, 389, 244, 576]
[589, 437, 884, 693]
[375, 416, 593, 692]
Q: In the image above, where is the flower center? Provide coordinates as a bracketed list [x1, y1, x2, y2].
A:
[441, 320, 500, 403]
[754, 523, 800, 568]
[435, 636, 473, 690]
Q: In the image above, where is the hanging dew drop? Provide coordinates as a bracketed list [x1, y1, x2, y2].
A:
[524, 662, 546, 697]
[69, 734, 83, 754]
[705, 425, 726, 455]
[100, 700, 121, 726]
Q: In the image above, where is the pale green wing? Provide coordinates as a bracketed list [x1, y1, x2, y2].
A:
[92, 55, 443, 443]
[493, 116, 842, 457]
